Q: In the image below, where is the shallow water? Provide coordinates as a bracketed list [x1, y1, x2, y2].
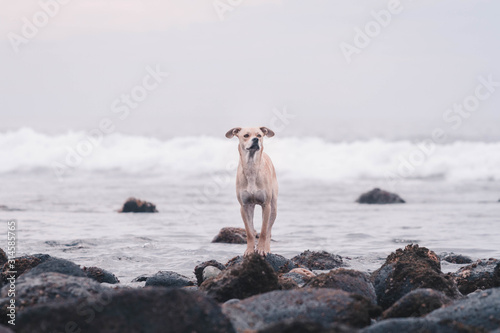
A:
[1, 172, 498, 285]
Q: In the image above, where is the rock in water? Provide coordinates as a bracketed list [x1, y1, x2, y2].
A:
[16, 288, 236, 333]
[200, 253, 279, 302]
[440, 252, 473, 264]
[225, 254, 298, 274]
[194, 260, 226, 286]
[145, 271, 194, 288]
[304, 268, 377, 304]
[382, 288, 451, 319]
[426, 287, 500, 331]
[1, 254, 51, 282]
[222, 289, 379, 332]
[371, 244, 462, 309]
[119, 197, 158, 213]
[356, 188, 405, 204]
[453, 258, 500, 295]
[83, 266, 120, 284]
[21, 257, 86, 279]
[292, 250, 343, 270]
[212, 227, 248, 244]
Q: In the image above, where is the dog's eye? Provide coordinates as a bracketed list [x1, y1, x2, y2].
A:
[244, 134, 249, 138]
[257, 134, 262, 138]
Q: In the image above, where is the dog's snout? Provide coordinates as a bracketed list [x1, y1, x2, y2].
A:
[252, 138, 259, 142]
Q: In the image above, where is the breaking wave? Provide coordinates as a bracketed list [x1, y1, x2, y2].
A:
[1, 128, 499, 181]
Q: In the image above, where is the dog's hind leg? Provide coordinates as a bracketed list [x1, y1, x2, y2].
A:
[241, 204, 256, 256]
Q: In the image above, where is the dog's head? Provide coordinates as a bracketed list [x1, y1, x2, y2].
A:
[225, 127, 275, 153]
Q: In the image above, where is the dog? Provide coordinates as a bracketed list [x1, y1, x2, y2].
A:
[225, 127, 278, 256]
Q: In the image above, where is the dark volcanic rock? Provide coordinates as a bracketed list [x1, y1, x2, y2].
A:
[212, 227, 248, 244]
[371, 244, 462, 309]
[119, 197, 158, 213]
[222, 289, 379, 332]
[0, 325, 14, 333]
[131, 274, 149, 282]
[440, 252, 473, 264]
[361, 318, 482, 333]
[426, 287, 500, 331]
[382, 288, 451, 319]
[17, 288, 235, 333]
[145, 271, 194, 288]
[0, 249, 7, 267]
[305, 269, 376, 305]
[200, 253, 279, 302]
[0, 272, 108, 325]
[194, 260, 226, 286]
[257, 320, 357, 333]
[226, 253, 298, 274]
[356, 188, 405, 204]
[292, 250, 343, 270]
[22, 257, 85, 279]
[454, 258, 500, 295]
[281, 269, 315, 288]
[1, 254, 51, 282]
[83, 266, 120, 284]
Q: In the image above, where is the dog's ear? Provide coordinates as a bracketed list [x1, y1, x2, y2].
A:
[260, 127, 275, 138]
[225, 127, 241, 138]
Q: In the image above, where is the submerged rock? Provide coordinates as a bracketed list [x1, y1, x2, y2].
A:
[222, 289, 379, 332]
[0, 272, 108, 325]
[426, 287, 500, 331]
[371, 244, 462, 309]
[304, 269, 376, 305]
[356, 188, 405, 204]
[440, 252, 473, 264]
[83, 266, 120, 284]
[453, 258, 500, 295]
[145, 271, 194, 288]
[212, 227, 248, 244]
[382, 288, 451, 319]
[119, 197, 158, 213]
[292, 250, 343, 270]
[17, 288, 235, 333]
[200, 253, 279, 302]
[194, 260, 226, 286]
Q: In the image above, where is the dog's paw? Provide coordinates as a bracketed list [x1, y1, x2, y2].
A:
[256, 248, 269, 257]
[244, 248, 256, 257]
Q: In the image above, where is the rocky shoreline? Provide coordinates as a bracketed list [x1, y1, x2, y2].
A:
[0, 244, 499, 332]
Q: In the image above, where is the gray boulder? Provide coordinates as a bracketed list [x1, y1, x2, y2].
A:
[426, 287, 500, 331]
[145, 271, 194, 288]
[223, 289, 379, 332]
[17, 288, 235, 333]
[304, 269, 376, 305]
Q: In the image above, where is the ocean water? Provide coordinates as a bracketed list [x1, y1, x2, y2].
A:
[1, 129, 499, 285]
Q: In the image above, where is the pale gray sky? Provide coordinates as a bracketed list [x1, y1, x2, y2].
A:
[1, 0, 499, 140]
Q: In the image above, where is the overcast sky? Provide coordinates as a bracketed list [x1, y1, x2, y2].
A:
[1, 0, 499, 141]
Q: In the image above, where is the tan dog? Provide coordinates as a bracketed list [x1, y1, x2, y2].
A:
[225, 127, 278, 256]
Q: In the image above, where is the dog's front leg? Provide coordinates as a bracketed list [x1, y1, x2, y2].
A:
[241, 204, 256, 256]
[256, 204, 271, 256]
